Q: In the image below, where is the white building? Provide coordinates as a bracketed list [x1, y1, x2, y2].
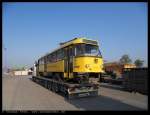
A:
[13, 69, 33, 76]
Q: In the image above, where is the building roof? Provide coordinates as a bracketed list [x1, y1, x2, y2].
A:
[104, 62, 136, 67]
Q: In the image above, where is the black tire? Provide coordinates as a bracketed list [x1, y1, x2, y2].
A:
[55, 84, 59, 92]
[44, 81, 48, 88]
[51, 82, 55, 92]
[65, 91, 69, 99]
[48, 84, 51, 90]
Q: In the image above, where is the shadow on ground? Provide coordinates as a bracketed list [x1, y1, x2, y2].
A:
[28, 77, 145, 111]
[65, 95, 145, 111]
[100, 83, 125, 91]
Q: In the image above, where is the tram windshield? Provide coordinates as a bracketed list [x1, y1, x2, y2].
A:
[75, 44, 102, 57]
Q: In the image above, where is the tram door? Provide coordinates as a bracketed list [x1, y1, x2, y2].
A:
[64, 46, 74, 79]
[44, 56, 47, 76]
[69, 46, 73, 78]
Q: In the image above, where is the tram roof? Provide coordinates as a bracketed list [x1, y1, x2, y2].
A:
[38, 37, 99, 60]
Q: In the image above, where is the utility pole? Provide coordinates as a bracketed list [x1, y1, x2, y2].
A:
[3, 43, 7, 74]
[5, 47, 7, 73]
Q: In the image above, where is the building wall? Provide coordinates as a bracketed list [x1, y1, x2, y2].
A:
[14, 71, 29, 76]
[124, 64, 136, 68]
[104, 62, 136, 78]
[104, 64, 123, 77]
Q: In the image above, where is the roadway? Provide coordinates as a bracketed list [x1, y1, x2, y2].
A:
[2, 75, 148, 111]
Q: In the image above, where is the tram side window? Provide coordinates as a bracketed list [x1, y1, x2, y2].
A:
[41, 58, 44, 64]
[40, 59, 42, 64]
[51, 53, 54, 62]
[47, 55, 50, 63]
[70, 48, 72, 56]
[51, 52, 56, 62]
[64, 48, 67, 58]
[44, 57, 46, 64]
[49, 54, 51, 62]
[46, 49, 65, 63]
[39, 60, 41, 64]
[57, 50, 61, 61]
[54, 52, 57, 62]
[46, 55, 48, 63]
[48, 53, 55, 63]
[39, 59, 42, 64]
[47, 55, 49, 63]
[50, 54, 53, 62]
[57, 49, 65, 61]
[60, 49, 64, 59]
[43, 58, 44, 64]
[69, 47, 75, 56]
[61, 49, 64, 59]
[44, 57, 47, 64]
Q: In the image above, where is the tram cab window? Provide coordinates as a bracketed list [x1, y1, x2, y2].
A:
[75, 44, 102, 57]
[85, 44, 98, 54]
[75, 44, 84, 56]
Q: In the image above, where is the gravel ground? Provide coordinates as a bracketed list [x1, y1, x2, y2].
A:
[2, 75, 148, 111]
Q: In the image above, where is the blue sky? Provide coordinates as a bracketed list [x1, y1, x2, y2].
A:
[3, 2, 148, 68]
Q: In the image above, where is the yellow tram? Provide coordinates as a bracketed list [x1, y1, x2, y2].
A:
[37, 37, 104, 83]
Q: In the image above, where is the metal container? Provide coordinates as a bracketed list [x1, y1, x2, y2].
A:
[122, 67, 148, 94]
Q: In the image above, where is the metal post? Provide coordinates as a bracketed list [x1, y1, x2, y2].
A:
[5, 47, 7, 73]
[3, 43, 7, 74]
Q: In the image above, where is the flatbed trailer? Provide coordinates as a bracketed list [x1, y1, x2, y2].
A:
[32, 76, 99, 99]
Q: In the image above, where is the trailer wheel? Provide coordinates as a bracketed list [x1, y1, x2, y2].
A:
[51, 82, 55, 92]
[55, 84, 59, 92]
[65, 91, 69, 99]
[47, 84, 50, 90]
[45, 81, 48, 88]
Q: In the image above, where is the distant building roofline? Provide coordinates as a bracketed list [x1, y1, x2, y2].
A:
[104, 61, 136, 66]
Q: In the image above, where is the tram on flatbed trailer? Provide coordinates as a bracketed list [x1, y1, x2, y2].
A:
[32, 37, 104, 98]
[32, 76, 99, 99]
